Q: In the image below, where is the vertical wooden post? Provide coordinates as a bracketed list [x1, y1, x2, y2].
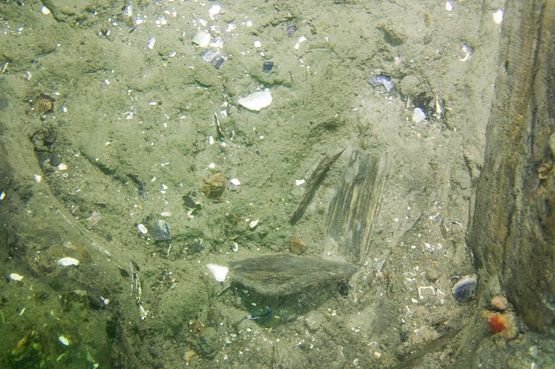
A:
[468, 0, 555, 333]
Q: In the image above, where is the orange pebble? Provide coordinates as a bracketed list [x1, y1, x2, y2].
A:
[487, 312, 507, 333]
[483, 310, 517, 339]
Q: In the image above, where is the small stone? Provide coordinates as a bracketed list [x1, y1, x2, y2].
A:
[289, 234, 307, 255]
[262, 60, 274, 72]
[548, 133, 555, 156]
[147, 219, 171, 241]
[304, 311, 324, 332]
[398, 75, 420, 97]
[490, 295, 508, 311]
[203, 173, 226, 198]
[425, 267, 440, 282]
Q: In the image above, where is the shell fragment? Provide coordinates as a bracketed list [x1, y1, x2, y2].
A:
[192, 30, 211, 47]
[57, 257, 80, 267]
[9, 273, 24, 282]
[238, 90, 272, 111]
[207, 263, 229, 282]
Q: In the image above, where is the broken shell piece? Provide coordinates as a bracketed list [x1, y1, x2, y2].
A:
[368, 74, 394, 93]
[492, 9, 504, 25]
[207, 263, 229, 282]
[208, 4, 222, 19]
[57, 257, 80, 267]
[229, 177, 241, 190]
[192, 30, 211, 47]
[412, 107, 426, 123]
[248, 219, 259, 229]
[238, 90, 272, 111]
[58, 335, 70, 346]
[9, 273, 24, 282]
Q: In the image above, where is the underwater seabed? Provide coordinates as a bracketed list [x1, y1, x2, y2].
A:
[1, 0, 554, 368]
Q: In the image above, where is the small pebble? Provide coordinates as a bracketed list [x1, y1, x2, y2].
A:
[490, 295, 508, 311]
[147, 219, 171, 241]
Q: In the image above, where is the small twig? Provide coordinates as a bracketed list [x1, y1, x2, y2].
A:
[289, 150, 343, 224]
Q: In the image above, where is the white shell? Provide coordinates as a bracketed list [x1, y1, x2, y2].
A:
[58, 335, 70, 346]
[9, 273, 24, 281]
[238, 90, 272, 111]
[249, 219, 259, 229]
[207, 263, 229, 282]
[57, 257, 80, 267]
[492, 9, 504, 25]
[137, 223, 148, 235]
[146, 37, 156, 50]
[412, 108, 426, 123]
[192, 30, 211, 47]
[208, 5, 221, 18]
